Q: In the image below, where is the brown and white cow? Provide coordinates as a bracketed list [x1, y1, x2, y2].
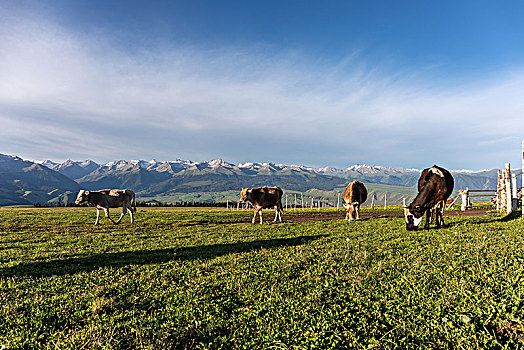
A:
[342, 180, 368, 221]
[75, 189, 136, 225]
[239, 186, 284, 224]
[404, 165, 454, 231]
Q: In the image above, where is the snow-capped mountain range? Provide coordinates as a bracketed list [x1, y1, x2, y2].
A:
[36, 157, 483, 176]
[1, 153, 501, 205]
[36, 158, 498, 183]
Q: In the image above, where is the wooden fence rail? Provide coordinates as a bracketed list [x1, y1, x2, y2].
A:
[461, 156, 523, 213]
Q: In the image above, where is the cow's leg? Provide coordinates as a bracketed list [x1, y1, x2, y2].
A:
[127, 205, 134, 224]
[274, 204, 283, 222]
[441, 204, 447, 227]
[424, 209, 432, 229]
[252, 208, 259, 224]
[356, 204, 361, 220]
[259, 208, 263, 224]
[435, 210, 442, 228]
[103, 207, 117, 224]
[348, 207, 355, 221]
[116, 205, 126, 224]
[436, 202, 446, 228]
[434, 205, 440, 228]
[94, 209, 101, 225]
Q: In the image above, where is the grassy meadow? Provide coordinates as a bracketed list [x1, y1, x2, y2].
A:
[0, 206, 523, 349]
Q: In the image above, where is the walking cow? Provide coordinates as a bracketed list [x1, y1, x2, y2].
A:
[75, 189, 136, 225]
[343, 180, 368, 221]
[239, 186, 284, 224]
[404, 165, 454, 231]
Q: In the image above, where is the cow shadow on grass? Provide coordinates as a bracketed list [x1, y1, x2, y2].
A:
[452, 210, 521, 225]
[0, 234, 327, 277]
[496, 210, 522, 222]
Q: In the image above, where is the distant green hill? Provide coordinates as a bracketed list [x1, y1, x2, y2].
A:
[0, 155, 80, 205]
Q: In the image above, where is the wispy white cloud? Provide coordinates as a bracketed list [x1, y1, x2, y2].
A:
[1, 14, 523, 170]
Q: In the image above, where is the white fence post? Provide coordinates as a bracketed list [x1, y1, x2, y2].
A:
[512, 173, 518, 211]
[496, 169, 501, 211]
[384, 194, 387, 210]
[461, 189, 468, 211]
[505, 163, 513, 214]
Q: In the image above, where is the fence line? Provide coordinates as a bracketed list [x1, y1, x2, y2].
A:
[461, 157, 523, 213]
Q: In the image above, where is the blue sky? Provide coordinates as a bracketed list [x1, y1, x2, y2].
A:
[1, 0, 523, 170]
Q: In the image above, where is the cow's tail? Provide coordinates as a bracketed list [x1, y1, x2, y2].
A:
[133, 192, 137, 213]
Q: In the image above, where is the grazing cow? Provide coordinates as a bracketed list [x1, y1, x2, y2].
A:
[239, 186, 284, 224]
[404, 165, 454, 231]
[75, 189, 136, 225]
[342, 180, 368, 221]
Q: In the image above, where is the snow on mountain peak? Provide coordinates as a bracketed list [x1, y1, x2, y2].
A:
[38, 159, 58, 167]
[0, 154, 24, 163]
[208, 158, 224, 167]
[79, 160, 97, 168]
[238, 162, 255, 168]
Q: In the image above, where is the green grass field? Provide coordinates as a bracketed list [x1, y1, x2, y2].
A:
[0, 207, 523, 349]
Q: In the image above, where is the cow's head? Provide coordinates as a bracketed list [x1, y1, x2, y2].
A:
[75, 190, 89, 205]
[239, 188, 250, 203]
[404, 204, 424, 231]
[343, 201, 359, 220]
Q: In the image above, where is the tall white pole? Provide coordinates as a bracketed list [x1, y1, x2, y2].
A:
[497, 169, 502, 211]
[384, 193, 387, 210]
[512, 174, 518, 211]
[461, 189, 468, 212]
[505, 163, 513, 214]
